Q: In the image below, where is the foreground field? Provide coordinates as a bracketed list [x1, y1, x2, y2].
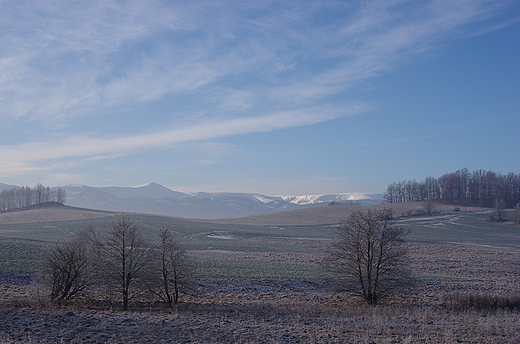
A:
[1, 241, 519, 343]
[1, 291, 519, 343]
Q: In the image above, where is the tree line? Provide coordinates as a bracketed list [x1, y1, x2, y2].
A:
[0, 183, 67, 212]
[384, 168, 520, 208]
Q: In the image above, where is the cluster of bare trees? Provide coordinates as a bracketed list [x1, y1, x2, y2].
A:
[0, 183, 66, 212]
[40, 215, 194, 310]
[40, 209, 418, 308]
[384, 169, 520, 208]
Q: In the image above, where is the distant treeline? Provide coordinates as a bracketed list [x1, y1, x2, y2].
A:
[385, 169, 520, 208]
[0, 183, 66, 211]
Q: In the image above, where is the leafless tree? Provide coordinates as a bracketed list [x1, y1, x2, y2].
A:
[146, 227, 195, 307]
[40, 233, 94, 304]
[422, 199, 436, 215]
[325, 208, 411, 305]
[512, 203, 520, 224]
[385, 169, 520, 208]
[492, 198, 507, 222]
[0, 183, 66, 212]
[98, 215, 152, 311]
[56, 187, 67, 204]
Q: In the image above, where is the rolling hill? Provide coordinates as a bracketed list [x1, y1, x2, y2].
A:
[202, 201, 458, 226]
[1, 201, 518, 278]
[0, 202, 116, 225]
[0, 199, 454, 227]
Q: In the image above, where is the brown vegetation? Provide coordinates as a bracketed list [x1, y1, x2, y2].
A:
[1, 241, 519, 343]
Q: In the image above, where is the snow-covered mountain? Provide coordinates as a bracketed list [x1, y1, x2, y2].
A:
[58, 183, 384, 219]
[281, 193, 384, 206]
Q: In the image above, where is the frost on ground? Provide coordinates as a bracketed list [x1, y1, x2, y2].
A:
[0, 242, 519, 343]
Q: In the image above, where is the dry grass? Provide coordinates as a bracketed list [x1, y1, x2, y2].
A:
[1, 241, 519, 343]
[0, 287, 519, 343]
[447, 293, 520, 311]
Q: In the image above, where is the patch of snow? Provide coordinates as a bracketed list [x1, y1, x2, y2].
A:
[281, 193, 384, 205]
[206, 233, 236, 240]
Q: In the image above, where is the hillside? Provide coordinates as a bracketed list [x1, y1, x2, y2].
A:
[0, 200, 457, 228]
[202, 201, 458, 226]
[0, 202, 116, 225]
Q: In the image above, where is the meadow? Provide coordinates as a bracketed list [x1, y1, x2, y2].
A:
[0, 203, 518, 277]
[0, 203, 519, 343]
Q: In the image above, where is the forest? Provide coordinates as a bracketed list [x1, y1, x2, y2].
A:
[0, 183, 66, 211]
[384, 168, 520, 208]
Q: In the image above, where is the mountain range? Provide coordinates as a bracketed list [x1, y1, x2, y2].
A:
[1, 182, 383, 219]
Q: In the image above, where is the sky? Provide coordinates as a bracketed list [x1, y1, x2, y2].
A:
[0, 0, 519, 196]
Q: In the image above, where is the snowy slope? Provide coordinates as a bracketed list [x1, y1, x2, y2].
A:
[282, 193, 384, 205]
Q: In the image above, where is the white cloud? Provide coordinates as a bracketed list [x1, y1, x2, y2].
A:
[0, 0, 516, 185]
[0, 103, 367, 176]
[1, 0, 511, 126]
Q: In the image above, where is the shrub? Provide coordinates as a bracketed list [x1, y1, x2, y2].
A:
[447, 293, 520, 311]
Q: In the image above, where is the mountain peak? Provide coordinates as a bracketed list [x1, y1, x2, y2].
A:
[133, 182, 169, 190]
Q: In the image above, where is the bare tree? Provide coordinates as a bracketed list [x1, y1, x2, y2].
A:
[325, 208, 411, 305]
[492, 198, 507, 222]
[56, 187, 67, 204]
[422, 199, 436, 215]
[34, 183, 45, 204]
[146, 227, 195, 307]
[99, 215, 151, 311]
[512, 203, 520, 224]
[40, 233, 94, 304]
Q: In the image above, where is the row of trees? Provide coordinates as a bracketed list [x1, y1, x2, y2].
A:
[384, 169, 520, 208]
[41, 215, 194, 310]
[0, 183, 67, 212]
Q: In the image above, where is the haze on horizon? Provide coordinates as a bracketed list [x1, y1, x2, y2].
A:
[0, 0, 518, 196]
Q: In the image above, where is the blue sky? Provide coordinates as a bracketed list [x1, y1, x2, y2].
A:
[0, 0, 518, 195]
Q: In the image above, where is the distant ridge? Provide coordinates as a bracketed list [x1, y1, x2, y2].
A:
[59, 183, 384, 219]
[1, 182, 383, 219]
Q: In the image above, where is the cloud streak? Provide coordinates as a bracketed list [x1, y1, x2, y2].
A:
[0, 0, 517, 184]
[0, 103, 367, 176]
[0, 0, 510, 124]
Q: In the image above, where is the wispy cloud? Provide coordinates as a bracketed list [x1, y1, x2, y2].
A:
[0, 0, 516, 182]
[0, 103, 366, 176]
[1, 0, 510, 124]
